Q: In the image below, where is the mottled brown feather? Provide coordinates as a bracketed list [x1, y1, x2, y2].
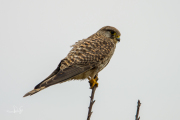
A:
[23, 26, 121, 97]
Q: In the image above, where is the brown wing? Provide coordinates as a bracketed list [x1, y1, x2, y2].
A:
[34, 63, 95, 89]
[39, 35, 114, 88]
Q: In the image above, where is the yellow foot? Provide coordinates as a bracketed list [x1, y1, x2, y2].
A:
[88, 76, 98, 89]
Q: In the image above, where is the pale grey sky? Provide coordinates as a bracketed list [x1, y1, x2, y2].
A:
[0, 0, 180, 120]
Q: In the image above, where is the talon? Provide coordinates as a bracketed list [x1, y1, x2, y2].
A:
[89, 76, 98, 89]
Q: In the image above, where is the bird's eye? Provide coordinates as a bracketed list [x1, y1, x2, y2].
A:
[110, 31, 116, 35]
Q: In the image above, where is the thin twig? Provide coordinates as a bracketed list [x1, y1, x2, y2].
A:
[135, 100, 141, 120]
[87, 78, 98, 120]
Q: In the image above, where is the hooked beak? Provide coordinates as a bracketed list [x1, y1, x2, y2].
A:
[116, 36, 120, 42]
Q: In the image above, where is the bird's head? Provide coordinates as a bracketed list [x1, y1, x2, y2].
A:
[97, 26, 121, 43]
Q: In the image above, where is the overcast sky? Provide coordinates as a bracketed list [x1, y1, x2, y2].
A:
[0, 0, 180, 120]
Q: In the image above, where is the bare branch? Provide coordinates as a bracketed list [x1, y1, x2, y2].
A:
[87, 78, 98, 120]
[135, 100, 141, 120]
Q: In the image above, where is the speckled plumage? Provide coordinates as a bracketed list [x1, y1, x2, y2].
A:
[23, 26, 121, 97]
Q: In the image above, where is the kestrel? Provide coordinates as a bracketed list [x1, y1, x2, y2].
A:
[23, 26, 121, 97]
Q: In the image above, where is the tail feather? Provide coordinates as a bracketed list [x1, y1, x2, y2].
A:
[23, 64, 94, 97]
[23, 87, 46, 97]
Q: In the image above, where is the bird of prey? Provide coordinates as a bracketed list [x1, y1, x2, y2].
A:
[23, 26, 121, 97]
